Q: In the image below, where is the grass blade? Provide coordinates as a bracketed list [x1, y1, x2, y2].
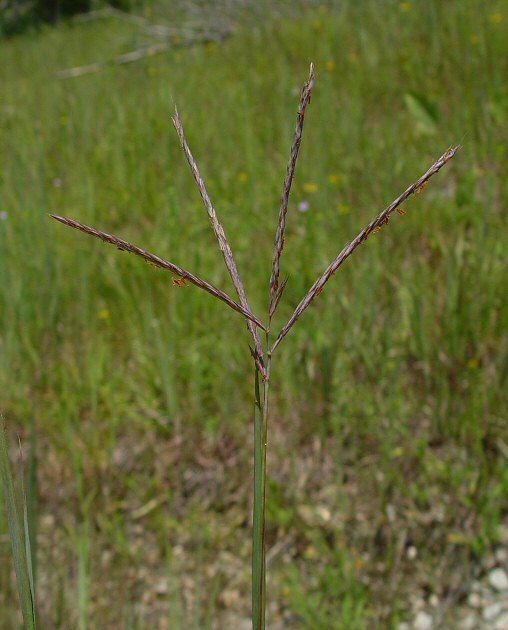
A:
[19, 432, 37, 622]
[404, 91, 439, 135]
[77, 524, 91, 630]
[0, 415, 36, 630]
[27, 418, 38, 592]
[23, 491, 36, 612]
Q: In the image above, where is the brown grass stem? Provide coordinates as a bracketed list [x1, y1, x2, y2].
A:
[269, 63, 314, 318]
[271, 145, 460, 352]
[172, 107, 266, 378]
[49, 214, 266, 330]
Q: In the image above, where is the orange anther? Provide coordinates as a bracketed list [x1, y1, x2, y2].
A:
[172, 276, 189, 287]
[443, 147, 454, 162]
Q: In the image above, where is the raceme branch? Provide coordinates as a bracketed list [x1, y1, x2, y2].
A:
[271, 145, 459, 352]
[172, 107, 266, 377]
[50, 214, 266, 331]
[269, 63, 314, 318]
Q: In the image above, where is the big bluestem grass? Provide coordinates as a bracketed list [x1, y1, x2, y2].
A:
[49, 65, 458, 629]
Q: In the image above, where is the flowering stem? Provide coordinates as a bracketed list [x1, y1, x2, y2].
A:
[252, 347, 271, 630]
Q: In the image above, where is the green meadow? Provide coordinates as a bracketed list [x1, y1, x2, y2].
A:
[1, 1, 507, 627]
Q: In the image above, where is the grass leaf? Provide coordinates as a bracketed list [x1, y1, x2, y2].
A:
[0, 415, 36, 629]
[404, 91, 439, 135]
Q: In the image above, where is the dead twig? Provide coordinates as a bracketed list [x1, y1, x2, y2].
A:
[271, 145, 460, 352]
[73, 7, 204, 39]
[56, 9, 231, 80]
[269, 63, 314, 318]
[56, 31, 229, 80]
[55, 43, 171, 79]
[49, 214, 266, 331]
[172, 108, 266, 377]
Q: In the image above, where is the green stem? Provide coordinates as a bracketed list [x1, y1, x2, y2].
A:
[252, 354, 271, 630]
[252, 369, 263, 628]
[260, 357, 271, 628]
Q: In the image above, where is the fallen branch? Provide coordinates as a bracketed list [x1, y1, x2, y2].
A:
[56, 8, 231, 80]
[55, 43, 170, 79]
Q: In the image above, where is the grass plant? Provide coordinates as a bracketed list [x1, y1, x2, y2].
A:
[50, 64, 457, 628]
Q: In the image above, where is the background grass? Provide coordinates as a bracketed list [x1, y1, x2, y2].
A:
[1, 0, 507, 627]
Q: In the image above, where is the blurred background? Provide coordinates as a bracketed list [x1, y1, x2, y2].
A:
[0, 1, 507, 628]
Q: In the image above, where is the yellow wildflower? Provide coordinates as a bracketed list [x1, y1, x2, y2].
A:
[98, 309, 110, 320]
[312, 19, 322, 29]
[400, 2, 411, 12]
[147, 67, 157, 77]
[489, 13, 502, 24]
[338, 203, 350, 215]
[238, 172, 248, 183]
[467, 358, 479, 369]
[60, 115, 69, 125]
[303, 182, 318, 193]
[304, 545, 318, 559]
[327, 173, 339, 185]
[326, 60, 336, 71]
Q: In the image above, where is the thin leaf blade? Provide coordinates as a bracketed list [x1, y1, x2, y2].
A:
[0, 415, 36, 629]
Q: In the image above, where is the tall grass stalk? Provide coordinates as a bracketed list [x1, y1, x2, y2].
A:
[50, 65, 458, 629]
